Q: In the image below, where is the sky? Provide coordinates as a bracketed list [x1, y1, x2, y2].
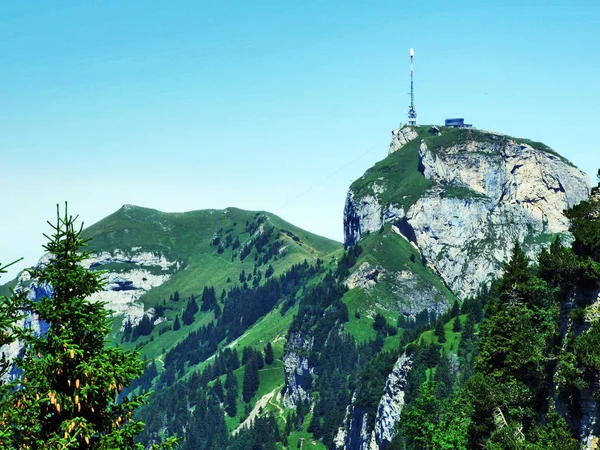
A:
[1, 0, 599, 280]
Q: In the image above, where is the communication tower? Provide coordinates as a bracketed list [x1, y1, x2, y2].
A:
[408, 48, 417, 126]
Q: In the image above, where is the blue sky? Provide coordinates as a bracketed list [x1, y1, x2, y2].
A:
[1, 0, 599, 279]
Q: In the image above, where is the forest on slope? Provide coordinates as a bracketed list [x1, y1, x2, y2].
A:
[0, 154, 597, 449]
[389, 173, 600, 449]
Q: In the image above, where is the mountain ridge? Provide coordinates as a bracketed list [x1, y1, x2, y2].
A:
[1, 125, 596, 449]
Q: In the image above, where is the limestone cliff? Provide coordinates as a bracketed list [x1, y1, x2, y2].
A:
[339, 125, 591, 449]
[345, 126, 590, 299]
[0, 248, 178, 375]
[334, 354, 412, 450]
[282, 332, 314, 408]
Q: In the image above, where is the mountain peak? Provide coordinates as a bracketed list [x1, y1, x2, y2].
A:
[345, 125, 590, 298]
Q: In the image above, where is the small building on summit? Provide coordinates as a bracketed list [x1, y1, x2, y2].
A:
[445, 118, 472, 128]
[429, 126, 440, 136]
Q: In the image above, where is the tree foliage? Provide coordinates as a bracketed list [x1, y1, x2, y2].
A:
[0, 205, 178, 449]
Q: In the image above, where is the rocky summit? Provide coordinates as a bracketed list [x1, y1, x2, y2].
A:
[345, 125, 590, 298]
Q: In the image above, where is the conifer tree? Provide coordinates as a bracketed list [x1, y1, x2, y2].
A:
[0, 259, 25, 381]
[452, 317, 462, 333]
[264, 342, 274, 365]
[433, 354, 454, 400]
[434, 319, 447, 343]
[224, 371, 238, 417]
[242, 358, 259, 402]
[450, 300, 460, 318]
[0, 205, 178, 449]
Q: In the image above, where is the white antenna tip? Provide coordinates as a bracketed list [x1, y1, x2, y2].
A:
[410, 48, 414, 57]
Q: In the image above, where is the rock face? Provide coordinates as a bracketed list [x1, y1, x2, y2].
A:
[372, 354, 412, 446]
[345, 127, 591, 298]
[282, 332, 314, 408]
[0, 248, 177, 374]
[345, 262, 383, 290]
[82, 250, 178, 327]
[389, 127, 418, 154]
[335, 354, 412, 450]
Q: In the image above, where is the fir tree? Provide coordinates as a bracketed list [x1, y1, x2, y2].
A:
[307, 413, 322, 438]
[434, 319, 447, 343]
[264, 342, 274, 365]
[0, 205, 178, 449]
[452, 317, 462, 333]
[225, 371, 238, 417]
[450, 299, 460, 318]
[433, 354, 454, 400]
[182, 295, 199, 325]
[0, 259, 24, 381]
[213, 378, 224, 402]
[401, 379, 441, 450]
[242, 358, 259, 402]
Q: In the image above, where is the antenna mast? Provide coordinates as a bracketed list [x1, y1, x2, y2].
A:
[408, 48, 417, 126]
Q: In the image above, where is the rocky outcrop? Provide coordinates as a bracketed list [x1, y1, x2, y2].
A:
[334, 406, 375, 450]
[389, 269, 449, 316]
[335, 354, 412, 449]
[373, 354, 412, 446]
[2, 273, 51, 380]
[282, 332, 314, 408]
[345, 262, 383, 290]
[345, 128, 591, 298]
[389, 127, 418, 154]
[84, 249, 177, 326]
[0, 248, 177, 374]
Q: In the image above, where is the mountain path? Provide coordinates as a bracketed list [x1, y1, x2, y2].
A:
[233, 388, 278, 435]
[269, 390, 285, 418]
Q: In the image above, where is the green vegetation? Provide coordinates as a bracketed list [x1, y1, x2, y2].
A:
[349, 134, 433, 210]
[0, 276, 17, 298]
[82, 205, 340, 306]
[440, 185, 489, 200]
[350, 125, 575, 213]
[0, 205, 177, 449]
[341, 225, 456, 344]
[1, 164, 593, 449]
[395, 181, 600, 449]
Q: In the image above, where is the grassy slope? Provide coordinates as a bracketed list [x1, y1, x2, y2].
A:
[81, 205, 340, 352]
[83, 205, 339, 303]
[0, 278, 17, 298]
[77, 206, 340, 445]
[420, 315, 465, 353]
[349, 128, 432, 210]
[342, 225, 457, 344]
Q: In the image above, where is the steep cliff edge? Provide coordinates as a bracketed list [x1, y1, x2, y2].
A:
[345, 126, 590, 298]
[337, 126, 592, 450]
[334, 354, 412, 450]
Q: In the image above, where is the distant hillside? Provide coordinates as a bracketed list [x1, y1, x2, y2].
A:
[81, 204, 339, 304]
[1, 205, 341, 373]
